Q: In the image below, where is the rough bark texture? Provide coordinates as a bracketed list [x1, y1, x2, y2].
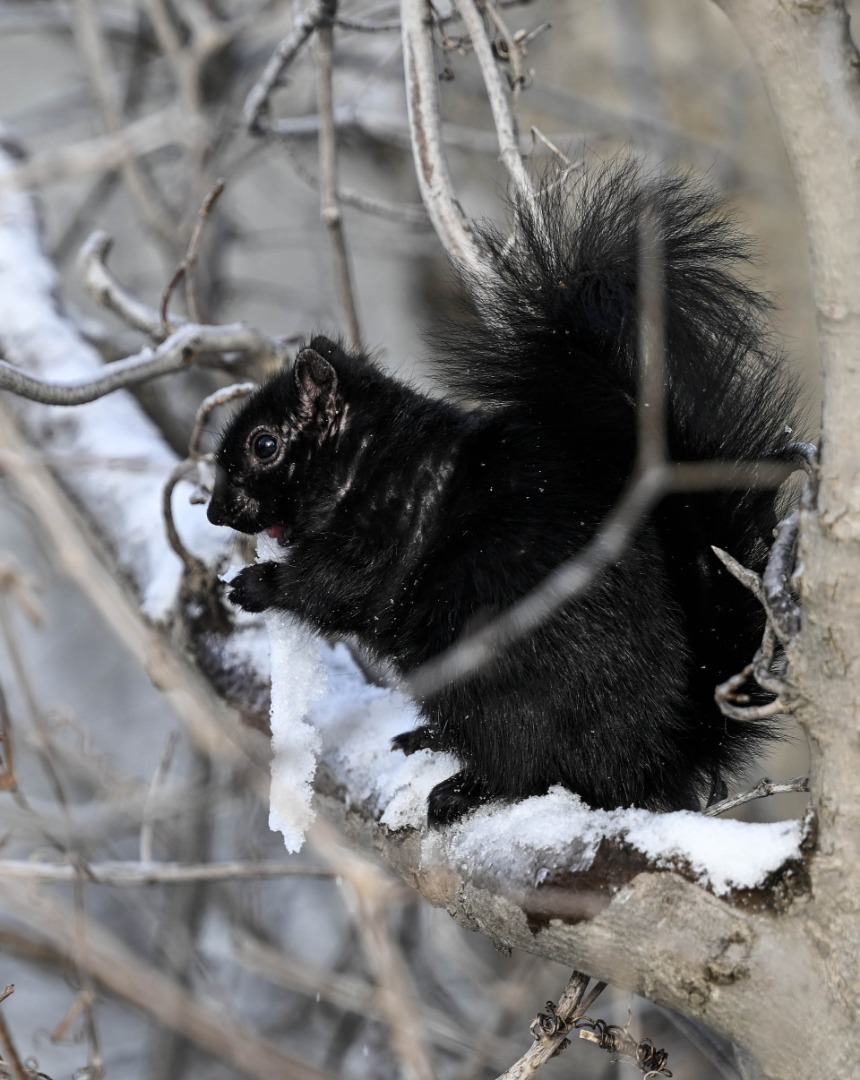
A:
[713, 0, 860, 1058]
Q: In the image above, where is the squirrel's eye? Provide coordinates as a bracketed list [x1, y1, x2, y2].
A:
[252, 433, 279, 461]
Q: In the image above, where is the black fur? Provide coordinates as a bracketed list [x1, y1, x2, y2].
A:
[208, 158, 800, 827]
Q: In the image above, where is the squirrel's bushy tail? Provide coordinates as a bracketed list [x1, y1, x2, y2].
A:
[435, 154, 800, 566]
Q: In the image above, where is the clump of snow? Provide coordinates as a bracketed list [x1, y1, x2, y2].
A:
[425, 786, 803, 897]
[309, 644, 458, 829]
[266, 610, 325, 853]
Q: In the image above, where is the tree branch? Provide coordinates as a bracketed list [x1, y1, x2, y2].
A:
[401, 0, 491, 280]
[0, 322, 278, 405]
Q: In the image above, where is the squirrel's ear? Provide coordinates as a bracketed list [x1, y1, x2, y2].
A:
[294, 347, 338, 429]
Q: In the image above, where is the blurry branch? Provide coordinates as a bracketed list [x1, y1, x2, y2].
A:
[0, 986, 29, 1080]
[73, 0, 178, 244]
[342, 879, 436, 1080]
[274, 133, 430, 224]
[0, 2, 142, 40]
[0, 109, 191, 194]
[0, 859, 335, 886]
[235, 929, 519, 1069]
[140, 730, 180, 862]
[267, 100, 566, 156]
[144, 0, 205, 118]
[315, 2, 363, 350]
[160, 177, 226, 329]
[0, 575, 69, 816]
[0, 886, 339, 1080]
[243, 0, 334, 134]
[0, 322, 278, 405]
[406, 455, 797, 699]
[0, 681, 16, 793]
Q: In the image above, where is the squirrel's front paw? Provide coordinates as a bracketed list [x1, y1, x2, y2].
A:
[228, 563, 278, 613]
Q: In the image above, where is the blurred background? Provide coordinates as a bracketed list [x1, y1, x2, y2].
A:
[0, 1, 816, 1077]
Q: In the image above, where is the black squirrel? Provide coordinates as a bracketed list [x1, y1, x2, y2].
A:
[207, 158, 800, 826]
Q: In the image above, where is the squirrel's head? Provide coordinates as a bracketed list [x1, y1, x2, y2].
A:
[207, 343, 344, 543]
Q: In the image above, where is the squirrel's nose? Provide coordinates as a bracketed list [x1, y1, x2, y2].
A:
[206, 466, 231, 526]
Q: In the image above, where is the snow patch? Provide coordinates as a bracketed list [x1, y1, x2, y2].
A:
[309, 644, 458, 829]
[0, 153, 231, 622]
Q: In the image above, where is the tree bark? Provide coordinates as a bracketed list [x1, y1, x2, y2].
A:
[712, 0, 860, 1048]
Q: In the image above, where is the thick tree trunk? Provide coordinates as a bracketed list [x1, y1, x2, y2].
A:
[713, 1, 860, 1071]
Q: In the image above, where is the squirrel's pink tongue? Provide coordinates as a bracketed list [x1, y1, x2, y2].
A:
[265, 525, 285, 540]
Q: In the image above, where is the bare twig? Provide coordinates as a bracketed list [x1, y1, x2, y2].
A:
[483, 3, 526, 117]
[454, 0, 535, 207]
[0, 990, 27, 1080]
[401, 0, 489, 280]
[703, 776, 810, 818]
[162, 460, 209, 576]
[188, 382, 258, 461]
[244, 0, 332, 133]
[714, 663, 790, 722]
[495, 971, 595, 1079]
[315, 3, 363, 350]
[160, 177, 226, 330]
[77, 231, 173, 339]
[530, 126, 577, 170]
[712, 546, 766, 606]
[0, 322, 279, 405]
